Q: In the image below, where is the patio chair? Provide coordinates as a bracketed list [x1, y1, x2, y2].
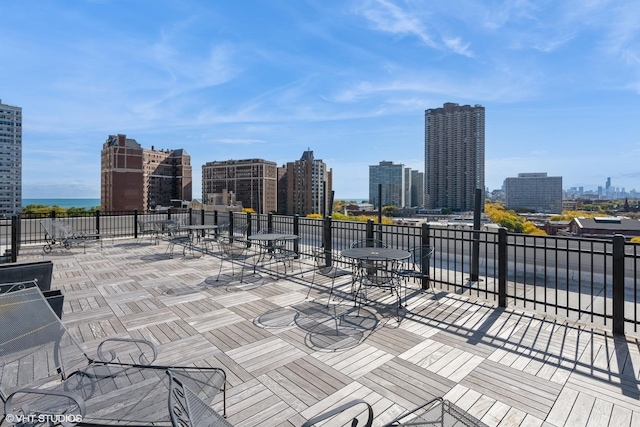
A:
[137, 219, 159, 245]
[216, 236, 250, 283]
[382, 396, 488, 426]
[40, 219, 102, 254]
[396, 245, 435, 303]
[306, 248, 352, 305]
[165, 223, 196, 258]
[0, 281, 228, 427]
[301, 399, 373, 426]
[354, 257, 402, 320]
[202, 224, 229, 255]
[301, 397, 487, 426]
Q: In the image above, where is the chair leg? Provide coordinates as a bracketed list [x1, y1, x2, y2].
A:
[306, 271, 316, 299]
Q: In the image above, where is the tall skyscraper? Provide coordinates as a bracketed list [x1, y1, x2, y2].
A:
[369, 161, 405, 208]
[101, 134, 192, 212]
[425, 102, 485, 211]
[202, 159, 277, 214]
[504, 173, 563, 213]
[0, 100, 22, 217]
[410, 170, 425, 207]
[278, 150, 333, 216]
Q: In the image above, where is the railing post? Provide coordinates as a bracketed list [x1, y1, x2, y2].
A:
[95, 210, 101, 234]
[188, 208, 193, 225]
[214, 210, 218, 226]
[293, 215, 300, 256]
[421, 223, 430, 289]
[200, 209, 205, 226]
[229, 212, 235, 237]
[613, 234, 626, 335]
[323, 216, 333, 265]
[245, 212, 252, 248]
[10, 214, 19, 262]
[470, 188, 482, 282]
[498, 228, 507, 308]
[366, 219, 374, 244]
[134, 210, 139, 239]
[267, 212, 273, 232]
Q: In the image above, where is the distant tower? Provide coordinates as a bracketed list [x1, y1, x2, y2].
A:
[369, 161, 405, 208]
[425, 102, 485, 211]
[279, 149, 332, 216]
[0, 100, 22, 216]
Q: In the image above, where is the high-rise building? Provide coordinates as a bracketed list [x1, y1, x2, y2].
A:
[278, 150, 333, 216]
[404, 168, 412, 208]
[202, 159, 277, 214]
[410, 170, 425, 207]
[101, 134, 192, 212]
[504, 173, 563, 213]
[0, 100, 22, 217]
[425, 102, 485, 211]
[369, 161, 405, 208]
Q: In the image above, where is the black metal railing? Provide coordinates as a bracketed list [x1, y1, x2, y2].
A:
[6, 209, 640, 335]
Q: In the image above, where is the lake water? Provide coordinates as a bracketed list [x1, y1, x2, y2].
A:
[22, 198, 101, 209]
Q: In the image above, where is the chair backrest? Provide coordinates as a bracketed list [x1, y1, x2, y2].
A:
[0, 281, 89, 400]
[219, 237, 247, 259]
[40, 219, 69, 240]
[360, 258, 397, 286]
[408, 245, 434, 270]
[312, 248, 333, 273]
[349, 239, 387, 249]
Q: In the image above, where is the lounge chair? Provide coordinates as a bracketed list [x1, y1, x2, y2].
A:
[0, 281, 229, 426]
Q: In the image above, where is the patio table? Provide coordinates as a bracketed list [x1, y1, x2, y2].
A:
[180, 224, 219, 244]
[341, 247, 411, 312]
[248, 233, 299, 277]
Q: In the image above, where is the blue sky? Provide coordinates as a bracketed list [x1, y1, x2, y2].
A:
[2, 0, 640, 200]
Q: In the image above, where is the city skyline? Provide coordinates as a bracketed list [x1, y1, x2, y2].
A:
[2, 1, 640, 200]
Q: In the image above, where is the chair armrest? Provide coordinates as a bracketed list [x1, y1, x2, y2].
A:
[5, 388, 86, 427]
[167, 370, 232, 427]
[96, 337, 158, 365]
[301, 399, 373, 427]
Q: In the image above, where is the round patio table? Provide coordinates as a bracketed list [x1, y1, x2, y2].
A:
[341, 247, 410, 261]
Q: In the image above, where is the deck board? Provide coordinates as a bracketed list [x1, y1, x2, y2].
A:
[10, 239, 640, 426]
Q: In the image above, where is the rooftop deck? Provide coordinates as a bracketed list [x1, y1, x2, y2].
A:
[8, 239, 640, 426]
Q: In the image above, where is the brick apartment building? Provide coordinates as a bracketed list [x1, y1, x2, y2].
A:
[278, 150, 332, 216]
[101, 134, 192, 212]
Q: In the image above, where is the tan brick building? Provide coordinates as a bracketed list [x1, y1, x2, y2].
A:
[202, 159, 277, 214]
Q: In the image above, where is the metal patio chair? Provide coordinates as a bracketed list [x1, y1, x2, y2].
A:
[165, 223, 197, 258]
[306, 248, 352, 305]
[302, 397, 487, 426]
[354, 256, 402, 320]
[302, 399, 373, 426]
[396, 245, 435, 303]
[40, 219, 102, 254]
[0, 281, 229, 427]
[137, 219, 159, 245]
[216, 236, 250, 283]
[202, 224, 229, 255]
[383, 396, 488, 426]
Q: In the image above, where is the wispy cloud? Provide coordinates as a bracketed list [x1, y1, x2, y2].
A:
[356, 0, 473, 57]
[359, 0, 437, 47]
